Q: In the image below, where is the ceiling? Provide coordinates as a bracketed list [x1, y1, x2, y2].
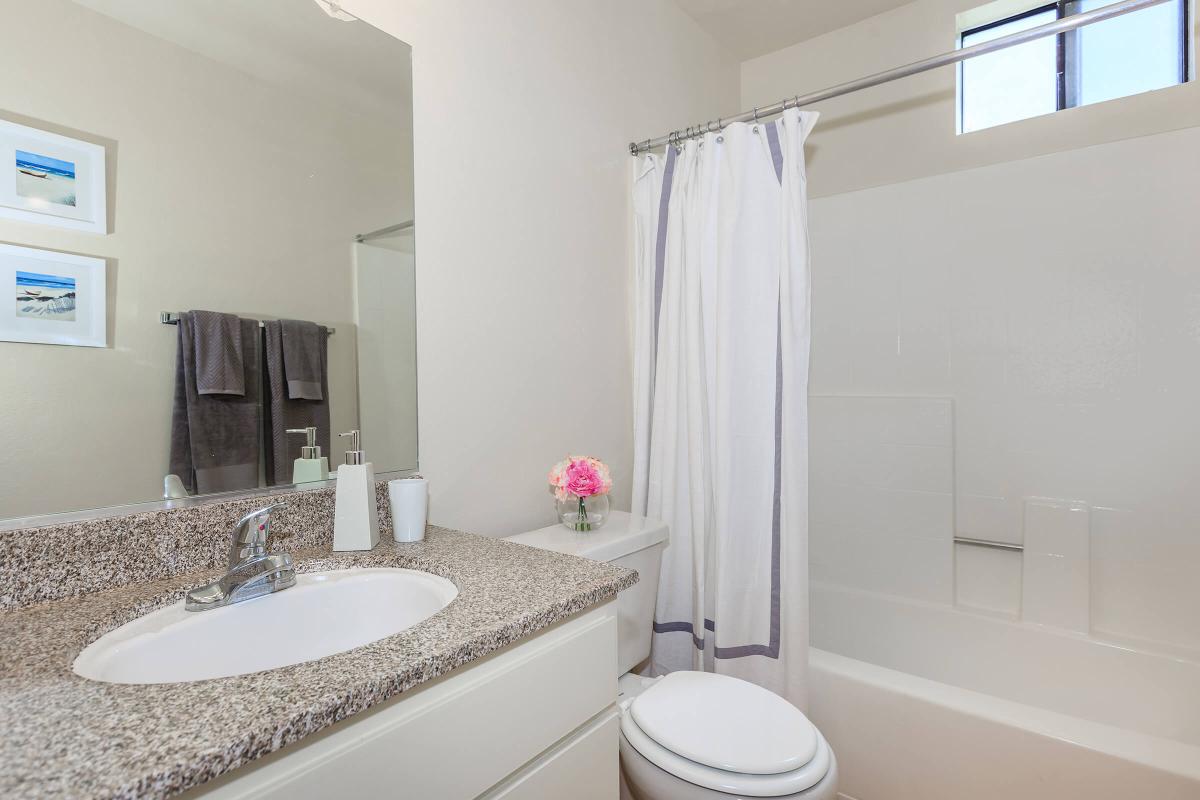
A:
[70, 0, 411, 122]
[674, 0, 916, 60]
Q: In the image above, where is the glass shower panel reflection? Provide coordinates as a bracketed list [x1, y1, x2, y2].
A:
[354, 237, 418, 473]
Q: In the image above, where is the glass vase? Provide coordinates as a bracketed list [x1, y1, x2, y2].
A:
[556, 493, 610, 532]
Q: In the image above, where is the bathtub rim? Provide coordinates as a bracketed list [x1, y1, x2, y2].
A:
[810, 647, 1200, 785]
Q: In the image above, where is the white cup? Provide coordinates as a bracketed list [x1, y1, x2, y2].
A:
[388, 477, 428, 542]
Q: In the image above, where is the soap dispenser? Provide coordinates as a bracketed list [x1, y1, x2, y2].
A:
[333, 430, 380, 551]
[287, 427, 329, 484]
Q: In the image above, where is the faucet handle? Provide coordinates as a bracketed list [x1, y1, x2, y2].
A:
[229, 502, 286, 568]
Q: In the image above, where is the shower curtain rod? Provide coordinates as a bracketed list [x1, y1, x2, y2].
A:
[355, 219, 415, 243]
[628, 0, 1171, 155]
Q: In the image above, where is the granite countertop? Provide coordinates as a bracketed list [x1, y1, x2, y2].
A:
[0, 527, 637, 800]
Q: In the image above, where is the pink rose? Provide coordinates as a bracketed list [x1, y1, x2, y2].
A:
[565, 459, 604, 498]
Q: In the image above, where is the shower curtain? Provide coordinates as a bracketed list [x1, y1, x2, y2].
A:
[631, 107, 818, 706]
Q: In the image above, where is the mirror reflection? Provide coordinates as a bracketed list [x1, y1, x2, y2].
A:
[0, 0, 415, 521]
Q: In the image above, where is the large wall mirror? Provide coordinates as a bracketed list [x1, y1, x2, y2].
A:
[0, 0, 415, 523]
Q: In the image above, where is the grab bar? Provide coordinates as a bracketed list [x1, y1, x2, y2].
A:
[953, 536, 1023, 552]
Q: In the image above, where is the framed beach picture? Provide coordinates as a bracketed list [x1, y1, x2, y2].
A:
[1, 243, 105, 347]
[0, 119, 106, 233]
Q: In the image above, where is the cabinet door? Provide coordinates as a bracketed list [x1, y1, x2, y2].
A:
[481, 709, 618, 800]
[192, 602, 617, 799]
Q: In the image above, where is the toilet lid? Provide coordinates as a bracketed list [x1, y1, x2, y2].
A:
[629, 671, 819, 775]
[621, 705, 833, 797]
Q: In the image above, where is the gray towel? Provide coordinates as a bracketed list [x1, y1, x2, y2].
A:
[263, 320, 330, 486]
[190, 310, 245, 396]
[281, 319, 324, 400]
[169, 313, 261, 495]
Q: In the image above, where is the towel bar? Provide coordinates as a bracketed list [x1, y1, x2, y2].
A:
[159, 311, 334, 335]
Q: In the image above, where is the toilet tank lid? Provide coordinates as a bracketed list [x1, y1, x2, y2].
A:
[506, 511, 668, 563]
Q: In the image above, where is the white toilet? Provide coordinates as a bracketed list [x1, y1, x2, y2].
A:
[507, 511, 838, 800]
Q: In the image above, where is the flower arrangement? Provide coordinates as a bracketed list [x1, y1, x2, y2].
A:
[548, 455, 613, 531]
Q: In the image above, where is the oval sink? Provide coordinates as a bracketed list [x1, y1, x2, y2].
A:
[73, 568, 458, 684]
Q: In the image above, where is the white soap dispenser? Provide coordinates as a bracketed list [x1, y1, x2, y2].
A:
[287, 426, 330, 484]
[333, 429, 380, 551]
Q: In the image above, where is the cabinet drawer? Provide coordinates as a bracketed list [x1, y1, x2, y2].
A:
[481, 709, 619, 800]
[194, 602, 617, 800]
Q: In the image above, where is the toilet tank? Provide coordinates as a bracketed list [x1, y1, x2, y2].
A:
[506, 511, 668, 675]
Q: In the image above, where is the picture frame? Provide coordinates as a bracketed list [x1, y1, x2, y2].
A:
[1, 243, 106, 347]
[0, 119, 106, 234]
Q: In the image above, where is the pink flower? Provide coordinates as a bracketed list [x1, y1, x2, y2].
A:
[566, 460, 604, 498]
[547, 455, 613, 500]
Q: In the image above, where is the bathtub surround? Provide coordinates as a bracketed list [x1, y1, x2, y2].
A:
[740, 0, 1200, 654]
[809, 395, 955, 604]
[0, 526, 634, 799]
[631, 109, 817, 704]
[733, 2, 1200, 796]
[1021, 499, 1091, 633]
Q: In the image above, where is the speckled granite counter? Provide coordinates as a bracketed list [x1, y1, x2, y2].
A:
[0, 528, 636, 800]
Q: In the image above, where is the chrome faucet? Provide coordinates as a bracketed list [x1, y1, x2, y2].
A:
[185, 503, 296, 612]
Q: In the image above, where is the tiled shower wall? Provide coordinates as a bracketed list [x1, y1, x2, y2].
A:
[809, 396, 954, 604]
[806, 126, 1200, 656]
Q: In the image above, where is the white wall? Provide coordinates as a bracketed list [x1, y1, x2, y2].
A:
[741, 0, 1200, 199]
[0, 0, 412, 519]
[743, 2, 1200, 654]
[342, 0, 740, 535]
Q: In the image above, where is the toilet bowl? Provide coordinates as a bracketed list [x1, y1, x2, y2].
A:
[507, 512, 837, 800]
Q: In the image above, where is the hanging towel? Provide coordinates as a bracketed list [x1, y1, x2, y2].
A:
[190, 310, 246, 396]
[281, 319, 324, 400]
[168, 312, 261, 495]
[263, 320, 330, 485]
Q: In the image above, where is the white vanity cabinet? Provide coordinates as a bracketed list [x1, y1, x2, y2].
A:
[189, 601, 618, 800]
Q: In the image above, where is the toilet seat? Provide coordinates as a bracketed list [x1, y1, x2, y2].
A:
[619, 671, 833, 797]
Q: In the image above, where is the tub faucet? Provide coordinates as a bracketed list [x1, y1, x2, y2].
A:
[185, 503, 296, 612]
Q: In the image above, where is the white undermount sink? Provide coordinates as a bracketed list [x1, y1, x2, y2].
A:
[73, 568, 458, 684]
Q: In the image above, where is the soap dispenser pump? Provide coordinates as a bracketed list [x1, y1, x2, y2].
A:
[287, 426, 329, 484]
[332, 430, 380, 551]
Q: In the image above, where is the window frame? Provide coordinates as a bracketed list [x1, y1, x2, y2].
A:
[958, 0, 1191, 132]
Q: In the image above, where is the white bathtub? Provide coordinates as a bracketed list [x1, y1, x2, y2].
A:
[807, 582, 1200, 800]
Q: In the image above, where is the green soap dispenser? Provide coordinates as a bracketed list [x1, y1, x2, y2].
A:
[287, 427, 330, 484]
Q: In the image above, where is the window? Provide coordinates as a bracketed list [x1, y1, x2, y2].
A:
[959, 0, 1190, 133]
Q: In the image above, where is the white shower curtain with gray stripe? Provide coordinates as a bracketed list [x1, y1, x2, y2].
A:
[632, 108, 818, 706]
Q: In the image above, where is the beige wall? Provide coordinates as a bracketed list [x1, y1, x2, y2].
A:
[0, 0, 413, 518]
[742, 3, 1200, 652]
[343, 0, 739, 535]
